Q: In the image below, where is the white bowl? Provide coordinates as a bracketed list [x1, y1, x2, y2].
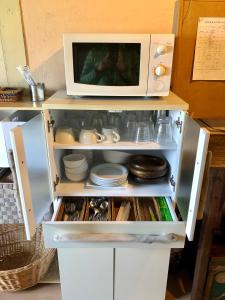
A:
[65, 170, 88, 182]
[63, 154, 87, 168]
[65, 160, 88, 171]
[102, 151, 132, 164]
[65, 165, 88, 175]
[71, 150, 93, 165]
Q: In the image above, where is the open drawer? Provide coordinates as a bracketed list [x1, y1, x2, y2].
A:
[10, 111, 209, 245]
[43, 196, 186, 248]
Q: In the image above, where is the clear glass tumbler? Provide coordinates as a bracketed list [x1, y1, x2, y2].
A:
[134, 122, 151, 143]
[155, 116, 173, 145]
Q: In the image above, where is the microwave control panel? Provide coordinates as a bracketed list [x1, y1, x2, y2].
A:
[147, 34, 175, 96]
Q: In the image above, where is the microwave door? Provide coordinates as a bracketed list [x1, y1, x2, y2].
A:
[63, 33, 150, 96]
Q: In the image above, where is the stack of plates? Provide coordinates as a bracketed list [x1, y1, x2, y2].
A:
[90, 163, 128, 187]
[128, 155, 168, 184]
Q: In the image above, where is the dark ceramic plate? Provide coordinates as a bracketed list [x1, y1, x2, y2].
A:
[129, 166, 168, 179]
[129, 173, 168, 184]
[128, 155, 167, 172]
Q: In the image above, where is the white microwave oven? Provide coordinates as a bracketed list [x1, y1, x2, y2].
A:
[63, 33, 175, 97]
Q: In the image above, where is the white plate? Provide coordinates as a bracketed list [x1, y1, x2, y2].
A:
[90, 175, 127, 186]
[91, 177, 127, 186]
[90, 163, 128, 181]
[85, 179, 128, 190]
[90, 174, 126, 183]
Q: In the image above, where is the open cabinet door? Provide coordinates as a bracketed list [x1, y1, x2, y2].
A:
[176, 114, 209, 241]
[10, 113, 53, 239]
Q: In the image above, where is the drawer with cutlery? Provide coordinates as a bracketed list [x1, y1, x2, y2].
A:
[54, 196, 174, 222]
[43, 196, 185, 248]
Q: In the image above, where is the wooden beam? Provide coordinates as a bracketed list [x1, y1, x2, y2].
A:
[0, 0, 26, 87]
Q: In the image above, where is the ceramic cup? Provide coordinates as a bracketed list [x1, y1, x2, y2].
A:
[79, 129, 105, 144]
[55, 127, 75, 144]
[102, 128, 120, 143]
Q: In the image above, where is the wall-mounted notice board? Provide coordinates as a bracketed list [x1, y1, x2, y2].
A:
[172, 0, 225, 119]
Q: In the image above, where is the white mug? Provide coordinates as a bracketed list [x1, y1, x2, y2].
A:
[102, 128, 120, 143]
[55, 127, 75, 144]
[79, 129, 105, 144]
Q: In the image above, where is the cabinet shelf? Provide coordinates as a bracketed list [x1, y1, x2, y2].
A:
[55, 179, 172, 197]
[43, 90, 189, 111]
[53, 141, 177, 150]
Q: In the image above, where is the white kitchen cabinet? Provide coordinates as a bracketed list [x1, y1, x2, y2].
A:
[58, 248, 114, 300]
[115, 248, 170, 300]
[6, 91, 210, 300]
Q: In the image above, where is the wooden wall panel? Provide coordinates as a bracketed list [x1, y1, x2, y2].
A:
[172, 0, 225, 119]
[0, 0, 26, 87]
[19, 0, 177, 91]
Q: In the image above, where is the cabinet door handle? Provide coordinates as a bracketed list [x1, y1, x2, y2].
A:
[53, 233, 180, 244]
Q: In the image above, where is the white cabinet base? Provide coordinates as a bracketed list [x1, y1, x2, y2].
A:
[57, 248, 114, 300]
[57, 248, 170, 300]
[115, 248, 170, 300]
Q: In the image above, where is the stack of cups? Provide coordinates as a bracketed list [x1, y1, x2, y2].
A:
[63, 154, 88, 182]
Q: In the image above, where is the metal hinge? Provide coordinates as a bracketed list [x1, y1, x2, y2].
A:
[53, 175, 59, 191]
[175, 117, 183, 134]
[47, 119, 55, 133]
[170, 175, 176, 192]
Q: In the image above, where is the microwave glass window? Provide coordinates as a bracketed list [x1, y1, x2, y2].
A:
[72, 43, 141, 86]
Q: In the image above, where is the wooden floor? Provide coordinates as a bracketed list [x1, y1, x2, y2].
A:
[1, 254, 191, 300]
[0, 284, 190, 300]
[1, 284, 61, 300]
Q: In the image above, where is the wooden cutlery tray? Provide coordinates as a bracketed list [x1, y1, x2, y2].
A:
[55, 197, 87, 221]
[111, 197, 138, 221]
[135, 197, 173, 221]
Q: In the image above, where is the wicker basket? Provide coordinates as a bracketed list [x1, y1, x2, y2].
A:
[0, 224, 55, 291]
[0, 87, 22, 102]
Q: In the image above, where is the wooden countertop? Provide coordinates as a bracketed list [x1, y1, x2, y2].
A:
[0, 90, 189, 111]
[0, 97, 42, 110]
[42, 90, 189, 111]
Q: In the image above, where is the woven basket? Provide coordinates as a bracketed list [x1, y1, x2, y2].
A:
[0, 225, 55, 291]
[0, 88, 22, 102]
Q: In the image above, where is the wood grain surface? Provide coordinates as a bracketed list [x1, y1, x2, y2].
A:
[172, 0, 225, 119]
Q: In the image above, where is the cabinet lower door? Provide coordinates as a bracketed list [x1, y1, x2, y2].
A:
[57, 248, 114, 300]
[115, 248, 170, 300]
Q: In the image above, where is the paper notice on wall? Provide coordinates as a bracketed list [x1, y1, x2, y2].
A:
[193, 17, 225, 80]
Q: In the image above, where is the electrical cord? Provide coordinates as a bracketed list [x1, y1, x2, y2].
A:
[199, 119, 225, 133]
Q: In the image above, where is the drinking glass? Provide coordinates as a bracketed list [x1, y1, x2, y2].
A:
[91, 112, 104, 132]
[127, 120, 137, 141]
[134, 122, 151, 143]
[119, 112, 136, 141]
[107, 112, 121, 129]
[155, 116, 173, 145]
[148, 118, 155, 141]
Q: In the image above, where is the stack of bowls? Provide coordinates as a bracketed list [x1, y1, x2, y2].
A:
[128, 155, 168, 184]
[63, 154, 88, 182]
